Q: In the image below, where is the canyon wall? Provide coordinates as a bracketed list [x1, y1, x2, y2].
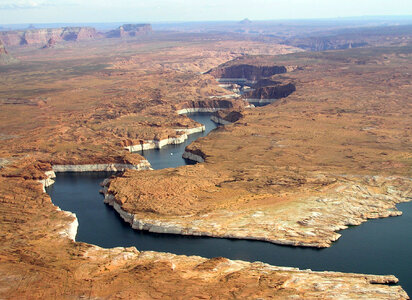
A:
[106, 24, 152, 38]
[285, 37, 368, 51]
[176, 99, 249, 114]
[0, 27, 98, 47]
[0, 40, 17, 64]
[207, 64, 287, 81]
[244, 82, 296, 100]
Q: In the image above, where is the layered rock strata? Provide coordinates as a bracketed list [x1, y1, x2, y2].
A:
[207, 63, 287, 81]
[104, 168, 412, 247]
[0, 161, 407, 298]
[210, 110, 244, 125]
[0, 27, 98, 47]
[176, 99, 249, 114]
[106, 50, 412, 249]
[1, 33, 411, 298]
[0, 40, 18, 64]
[106, 24, 152, 38]
[52, 161, 152, 173]
[244, 82, 296, 103]
[124, 126, 205, 152]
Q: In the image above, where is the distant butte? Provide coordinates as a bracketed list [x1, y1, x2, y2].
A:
[240, 18, 252, 25]
[106, 24, 152, 38]
[0, 27, 98, 47]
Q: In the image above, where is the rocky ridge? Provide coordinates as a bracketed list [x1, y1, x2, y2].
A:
[106, 49, 412, 250]
[0, 27, 98, 47]
[106, 24, 152, 38]
[0, 163, 408, 298]
[0, 40, 18, 64]
[207, 63, 287, 82]
[1, 35, 411, 298]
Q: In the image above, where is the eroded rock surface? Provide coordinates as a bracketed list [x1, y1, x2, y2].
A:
[0, 169, 408, 299]
[108, 48, 412, 248]
[0, 27, 98, 47]
[106, 24, 152, 38]
[0, 32, 410, 298]
[0, 40, 18, 64]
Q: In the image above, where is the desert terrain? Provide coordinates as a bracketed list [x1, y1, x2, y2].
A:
[0, 23, 411, 299]
[106, 47, 412, 247]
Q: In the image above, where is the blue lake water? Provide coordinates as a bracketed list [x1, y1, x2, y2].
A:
[46, 113, 412, 295]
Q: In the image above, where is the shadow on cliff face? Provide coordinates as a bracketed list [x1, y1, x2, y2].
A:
[244, 82, 296, 100]
[206, 64, 287, 81]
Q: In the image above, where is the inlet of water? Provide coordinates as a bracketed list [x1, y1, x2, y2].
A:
[46, 112, 412, 295]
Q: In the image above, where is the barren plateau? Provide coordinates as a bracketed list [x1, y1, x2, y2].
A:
[0, 27, 411, 299]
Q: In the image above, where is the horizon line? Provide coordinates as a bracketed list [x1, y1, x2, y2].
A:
[1, 14, 412, 26]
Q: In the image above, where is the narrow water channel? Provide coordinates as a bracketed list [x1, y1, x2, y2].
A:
[46, 112, 412, 295]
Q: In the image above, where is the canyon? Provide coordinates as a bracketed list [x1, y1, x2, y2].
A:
[0, 27, 411, 298]
[0, 24, 153, 48]
[0, 27, 98, 47]
[106, 24, 152, 38]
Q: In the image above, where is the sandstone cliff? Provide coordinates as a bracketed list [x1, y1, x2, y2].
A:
[0, 27, 98, 47]
[42, 37, 57, 49]
[176, 99, 248, 113]
[106, 24, 152, 38]
[207, 63, 287, 81]
[283, 24, 412, 51]
[0, 40, 18, 64]
[244, 82, 296, 100]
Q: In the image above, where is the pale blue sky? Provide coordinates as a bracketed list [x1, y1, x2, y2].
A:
[0, 0, 411, 24]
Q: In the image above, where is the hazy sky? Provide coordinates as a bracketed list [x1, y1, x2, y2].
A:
[0, 0, 411, 24]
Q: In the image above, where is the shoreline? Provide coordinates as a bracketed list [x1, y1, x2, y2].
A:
[124, 126, 205, 152]
[100, 177, 411, 249]
[101, 187, 330, 247]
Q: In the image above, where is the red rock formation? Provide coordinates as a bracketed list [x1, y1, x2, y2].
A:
[42, 37, 57, 49]
[0, 40, 18, 64]
[245, 82, 296, 99]
[0, 40, 7, 55]
[106, 24, 152, 38]
[207, 64, 287, 81]
[177, 99, 248, 111]
[0, 27, 98, 47]
[213, 109, 244, 123]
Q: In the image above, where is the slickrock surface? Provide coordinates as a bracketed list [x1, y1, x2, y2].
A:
[0, 168, 408, 299]
[0, 30, 410, 298]
[107, 46, 412, 248]
[0, 36, 298, 167]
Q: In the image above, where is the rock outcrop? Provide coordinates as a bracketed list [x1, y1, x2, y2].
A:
[106, 24, 152, 38]
[42, 37, 57, 49]
[0, 40, 18, 64]
[1, 31, 411, 298]
[107, 50, 412, 250]
[283, 24, 412, 51]
[207, 63, 287, 81]
[244, 82, 296, 101]
[285, 37, 369, 51]
[0, 27, 98, 47]
[211, 109, 244, 125]
[239, 18, 252, 25]
[176, 99, 250, 114]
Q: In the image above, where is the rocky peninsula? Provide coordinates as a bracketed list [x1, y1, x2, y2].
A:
[106, 49, 412, 248]
[0, 30, 410, 298]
